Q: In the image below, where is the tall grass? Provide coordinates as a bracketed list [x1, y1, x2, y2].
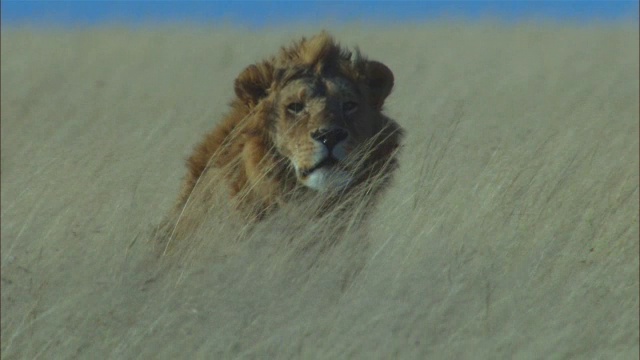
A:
[1, 24, 638, 359]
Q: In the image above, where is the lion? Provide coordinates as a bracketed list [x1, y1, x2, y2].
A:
[172, 31, 404, 226]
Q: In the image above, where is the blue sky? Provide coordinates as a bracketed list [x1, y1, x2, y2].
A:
[2, 1, 638, 28]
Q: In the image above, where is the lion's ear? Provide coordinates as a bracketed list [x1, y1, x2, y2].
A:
[362, 60, 394, 110]
[234, 62, 274, 107]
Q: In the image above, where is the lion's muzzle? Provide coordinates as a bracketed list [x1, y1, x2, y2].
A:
[311, 127, 349, 152]
[295, 126, 352, 192]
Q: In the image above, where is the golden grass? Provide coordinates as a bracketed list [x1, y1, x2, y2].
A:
[1, 24, 638, 359]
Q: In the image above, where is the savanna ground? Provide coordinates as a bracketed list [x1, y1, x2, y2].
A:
[1, 24, 638, 359]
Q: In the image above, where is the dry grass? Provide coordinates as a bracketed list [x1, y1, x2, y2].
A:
[1, 24, 638, 359]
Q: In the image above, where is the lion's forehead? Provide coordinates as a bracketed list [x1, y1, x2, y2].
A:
[279, 76, 358, 101]
[324, 77, 358, 96]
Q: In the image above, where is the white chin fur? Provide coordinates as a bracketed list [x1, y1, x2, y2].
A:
[304, 168, 352, 192]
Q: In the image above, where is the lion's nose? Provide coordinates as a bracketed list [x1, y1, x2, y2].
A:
[311, 128, 349, 150]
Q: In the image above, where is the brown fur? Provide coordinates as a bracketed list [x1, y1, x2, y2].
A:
[175, 31, 404, 222]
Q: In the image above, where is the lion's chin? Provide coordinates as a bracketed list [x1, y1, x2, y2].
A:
[301, 167, 352, 192]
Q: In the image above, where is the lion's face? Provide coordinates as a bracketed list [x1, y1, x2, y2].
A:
[270, 75, 381, 191]
[232, 32, 400, 194]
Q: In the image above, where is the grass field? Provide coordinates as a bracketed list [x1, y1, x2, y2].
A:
[1, 24, 638, 359]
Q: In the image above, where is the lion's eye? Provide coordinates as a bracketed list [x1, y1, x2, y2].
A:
[342, 101, 359, 114]
[287, 102, 305, 114]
